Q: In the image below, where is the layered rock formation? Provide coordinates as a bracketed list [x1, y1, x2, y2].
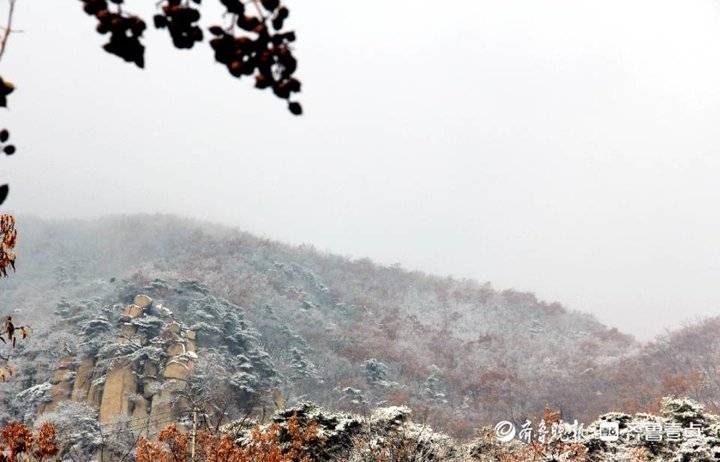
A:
[41, 293, 198, 437]
[16, 276, 280, 459]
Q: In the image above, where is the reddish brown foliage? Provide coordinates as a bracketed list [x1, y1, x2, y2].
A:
[1, 422, 32, 462]
[661, 370, 704, 398]
[136, 414, 318, 462]
[0, 421, 58, 462]
[32, 423, 58, 461]
[0, 214, 16, 278]
[543, 406, 561, 426]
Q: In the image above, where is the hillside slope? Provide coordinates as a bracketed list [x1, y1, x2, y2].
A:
[0, 215, 657, 439]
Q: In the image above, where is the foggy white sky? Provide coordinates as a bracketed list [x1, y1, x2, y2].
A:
[3, 0, 720, 339]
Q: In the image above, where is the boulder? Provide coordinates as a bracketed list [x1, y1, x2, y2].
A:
[123, 304, 144, 319]
[167, 342, 186, 356]
[134, 294, 153, 309]
[163, 360, 192, 380]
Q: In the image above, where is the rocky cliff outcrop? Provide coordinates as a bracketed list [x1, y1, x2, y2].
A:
[17, 277, 280, 460]
[41, 292, 198, 435]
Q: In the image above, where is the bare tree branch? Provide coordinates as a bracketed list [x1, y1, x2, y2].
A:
[0, 0, 16, 63]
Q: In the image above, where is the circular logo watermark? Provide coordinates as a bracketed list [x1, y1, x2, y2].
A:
[494, 421, 516, 443]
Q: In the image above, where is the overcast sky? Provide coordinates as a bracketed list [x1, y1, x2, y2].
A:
[3, 0, 720, 339]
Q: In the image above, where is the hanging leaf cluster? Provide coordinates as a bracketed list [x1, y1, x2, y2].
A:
[0, 77, 16, 208]
[0, 214, 16, 278]
[79, 0, 302, 114]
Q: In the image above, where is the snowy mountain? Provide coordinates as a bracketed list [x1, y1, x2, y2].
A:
[0, 214, 715, 458]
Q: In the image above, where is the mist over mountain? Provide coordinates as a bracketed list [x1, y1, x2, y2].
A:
[0, 214, 718, 459]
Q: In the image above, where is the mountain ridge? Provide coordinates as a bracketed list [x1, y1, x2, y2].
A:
[0, 214, 716, 447]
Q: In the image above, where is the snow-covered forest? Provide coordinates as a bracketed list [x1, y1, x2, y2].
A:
[0, 215, 717, 460]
